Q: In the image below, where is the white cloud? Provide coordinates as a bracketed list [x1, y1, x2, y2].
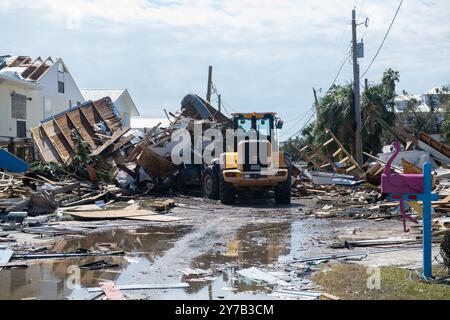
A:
[1, 0, 449, 124]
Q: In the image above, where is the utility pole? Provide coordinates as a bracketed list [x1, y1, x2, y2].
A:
[206, 65, 213, 104]
[218, 94, 222, 113]
[313, 87, 319, 114]
[352, 9, 363, 164]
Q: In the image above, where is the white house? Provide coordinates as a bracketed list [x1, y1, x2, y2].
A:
[0, 55, 84, 142]
[81, 89, 140, 127]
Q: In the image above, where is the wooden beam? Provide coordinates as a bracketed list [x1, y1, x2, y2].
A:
[40, 125, 66, 162]
[52, 118, 74, 151]
[91, 127, 130, 157]
[326, 129, 364, 174]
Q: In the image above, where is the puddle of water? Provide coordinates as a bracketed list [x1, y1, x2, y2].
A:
[151, 221, 312, 300]
[1, 217, 322, 300]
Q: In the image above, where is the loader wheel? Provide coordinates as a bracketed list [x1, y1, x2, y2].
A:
[220, 174, 236, 205]
[274, 169, 291, 205]
[202, 166, 219, 200]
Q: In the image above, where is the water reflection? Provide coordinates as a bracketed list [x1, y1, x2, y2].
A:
[0, 225, 190, 300]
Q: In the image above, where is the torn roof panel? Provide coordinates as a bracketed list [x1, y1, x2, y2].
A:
[32, 97, 125, 163]
[0, 55, 55, 82]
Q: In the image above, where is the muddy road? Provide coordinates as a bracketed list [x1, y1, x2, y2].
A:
[0, 196, 416, 300]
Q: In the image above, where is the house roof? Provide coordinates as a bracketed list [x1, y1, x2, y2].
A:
[0, 55, 56, 83]
[81, 89, 140, 116]
[81, 89, 126, 103]
[425, 86, 450, 95]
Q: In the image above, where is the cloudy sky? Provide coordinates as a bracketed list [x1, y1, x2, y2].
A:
[1, 0, 449, 139]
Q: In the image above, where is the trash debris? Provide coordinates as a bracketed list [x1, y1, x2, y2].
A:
[11, 250, 124, 260]
[0, 247, 13, 264]
[237, 267, 289, 286]
[87, 283, 189, 293]
[99, 281, 126, 300]
[79, 260, 120, 270]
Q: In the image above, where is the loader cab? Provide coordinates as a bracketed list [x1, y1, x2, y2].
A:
[232, 113, 283, 147]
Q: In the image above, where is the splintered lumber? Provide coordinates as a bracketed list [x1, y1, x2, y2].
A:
[91, 126, 130, 157]
[87, 283, 189, 293]
[419, 132, 450, 158]
[325, 129, 364, 175]
[401, 159, 422, 174]
[364, 152, 403, 173]
[99, 281, 126, 300]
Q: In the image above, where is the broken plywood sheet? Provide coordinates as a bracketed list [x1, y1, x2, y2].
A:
[66, 203, 158, 220]
[0, 248, 13, 264]
[237, 267, 289, 286]
[65, 203, 183, 222]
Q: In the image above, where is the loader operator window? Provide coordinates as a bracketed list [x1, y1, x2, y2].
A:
[256, 118, 271, 139]
[238, 118, 253, 133]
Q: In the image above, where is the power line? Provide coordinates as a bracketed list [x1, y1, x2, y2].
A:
[360, 0, 404, 79]
[282, 109, 315, 136]
[328, 49, 352, 92]
[283, 108, 316, 141]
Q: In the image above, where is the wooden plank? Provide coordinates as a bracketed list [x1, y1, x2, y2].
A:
[325, 129, 364, 174]
[418, 140, 450, 164]
[66, 111, 97, 149]
[40, 124, 65, 162]
[322, 138, 335, 147]
[99, 281, 126, 300]
[420, 132, 450, 158]
[52, 183, 81, 196]
[111, 135, 134, 154]
[53, 118, 75, 150]
[333, 148, 343, 158]
[338, 156, 349, 164]
[91, 127, 130, 157]
[67, 204, 158, 220]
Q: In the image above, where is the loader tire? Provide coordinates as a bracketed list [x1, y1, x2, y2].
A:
[274, 169, 291, 205]
[220, 174, 236, 205]
[202, 166, 220, 200]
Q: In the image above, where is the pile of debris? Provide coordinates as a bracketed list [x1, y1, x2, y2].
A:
[291, 130, 450, 224]
[0, 93, 230, 233]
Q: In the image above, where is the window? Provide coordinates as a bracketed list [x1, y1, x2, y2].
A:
[57, 62, 65, 94]
[58, 81, 65, 94]
[11, 93, 27, 119]
[16, 121, 27, 138]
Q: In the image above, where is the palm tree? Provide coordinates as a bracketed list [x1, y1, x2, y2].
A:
[314, 84, 355, 156]
[382, 68, 400, 112]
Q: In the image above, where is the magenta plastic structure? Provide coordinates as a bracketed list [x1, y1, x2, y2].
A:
[381, 142, 421, 232]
